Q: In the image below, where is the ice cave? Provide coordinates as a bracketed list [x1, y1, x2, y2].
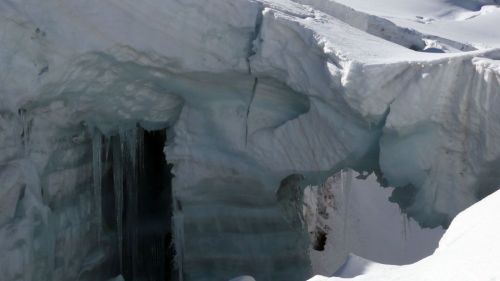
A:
[1, 0, 500, 281]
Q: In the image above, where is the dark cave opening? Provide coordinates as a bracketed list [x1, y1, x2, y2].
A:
[134, 129, 175, 281]
[103, 128, 175, 281]
[312, 229, 327, 251]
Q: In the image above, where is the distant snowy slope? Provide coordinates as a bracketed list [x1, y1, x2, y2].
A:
[309, 189, 500, 281]
[334, 0, 500, 49]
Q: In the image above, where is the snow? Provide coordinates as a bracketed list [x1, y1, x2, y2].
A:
[0, 160, 50, 280]
[0, 0, 499, 280]
[304, 170, 444, 275]
[332, 255, 397, 278]
[334, 0, 500, 49]
[310, 189, 500, 281]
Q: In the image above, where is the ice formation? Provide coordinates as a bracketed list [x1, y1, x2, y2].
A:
[304, 170, 444, 275]
[309, 189, 500, 281]
[1, 0, 500, 280]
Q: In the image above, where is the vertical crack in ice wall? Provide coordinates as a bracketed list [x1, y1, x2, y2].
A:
[92, 129, 103, 243]
[245, 5, 264, 146]
[245, 78, 259, 146]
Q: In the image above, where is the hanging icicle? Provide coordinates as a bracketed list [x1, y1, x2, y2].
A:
[120, 126, 140, 280]
[121, 127, 138, 169]
[137, 127, 144, 172]
[104, 135, 112, 163]
[92, 127, 103, 243]
[113, 135, 124, 272]
[173, 212, 185, 281]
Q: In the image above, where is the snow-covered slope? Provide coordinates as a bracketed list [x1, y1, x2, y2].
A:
[309, 188, 500, 281]
[334, 0, 500, 50]
[1, 0, 500, 280]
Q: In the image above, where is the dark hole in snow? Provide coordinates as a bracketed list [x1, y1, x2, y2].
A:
[313, 229, 327, 251]
[104, 128, 176, 281]
[423, 47, 445, 53]
[409, 45, 422, 51]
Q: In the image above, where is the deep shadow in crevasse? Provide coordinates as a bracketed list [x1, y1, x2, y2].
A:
[104, 128, 176, 281]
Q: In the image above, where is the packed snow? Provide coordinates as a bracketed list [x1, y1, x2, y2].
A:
[0, 0, 499, 280]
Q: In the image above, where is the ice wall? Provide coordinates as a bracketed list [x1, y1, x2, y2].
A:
[1, 0, 500, 280]
[304, 170, 444, 275]
[0, 160, 51, 280]
[310, 189, 500, 281]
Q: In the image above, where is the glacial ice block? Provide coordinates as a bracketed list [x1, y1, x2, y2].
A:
[249, 1, 500, 226]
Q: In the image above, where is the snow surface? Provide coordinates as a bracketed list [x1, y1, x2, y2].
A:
[309, 189, 500, 281]
[305, 170, 444, 275]
[0, 0, 499, 280]
[332, 254, 397, 278]
[304, 170, 444, 276]
[334, 0, 500, 49]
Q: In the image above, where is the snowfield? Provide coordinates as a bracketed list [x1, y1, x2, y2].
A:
[0, 0, 499, 280]
[334, 0, 500, 49]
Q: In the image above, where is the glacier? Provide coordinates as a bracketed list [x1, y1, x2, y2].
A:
[1, 0, 500, 280]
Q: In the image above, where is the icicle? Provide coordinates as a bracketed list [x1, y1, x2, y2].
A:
[173, 212, 185, 281]
[341, 169, 352, 248]
[120, 126, 139, 280]
[104, 136, 112, 162]
[137, 127, 145, 173]
[92, 128, 103, 243]
[121, 127, 138, 169]
[113, 135, 124, 272]
[402, 214, 408, 242]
